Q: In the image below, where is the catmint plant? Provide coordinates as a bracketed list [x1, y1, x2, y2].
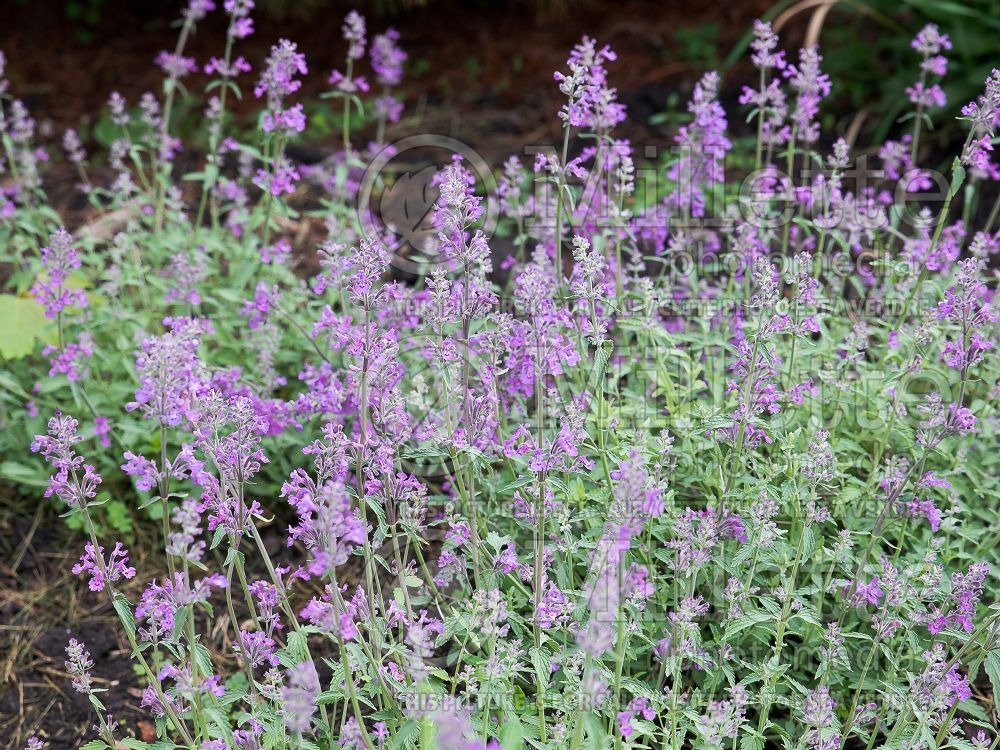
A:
[1, 8, 999, 750]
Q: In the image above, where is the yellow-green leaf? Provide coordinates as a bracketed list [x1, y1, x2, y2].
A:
[0, 293, 51, 359]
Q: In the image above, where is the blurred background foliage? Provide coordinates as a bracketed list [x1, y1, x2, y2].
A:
[743, 0, 1000, 161]
[33, 0, 1000, 155]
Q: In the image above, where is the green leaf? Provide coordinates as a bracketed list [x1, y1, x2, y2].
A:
[104, 499, 133, 534]
[87, 692, 107, 712]
[499, 714, 525, 750]
[0, 370, 33, 398]
[984, 650, 1000, 702]
[79, 741, 109, 750]
[171, 605, 190, 645]
[957, 697, 990, 722]
[588, 340, 613, 393]
[529, 646, 550, 691]
[723, 611, 773, 640]
[0, 461, 47, 487]
[420, 714, 436, 750]
[948, 161, 966, 198]
[113, 593, 137, 639]
[740, 731, 765, 750]
[194, 643, 214, 678]
[277, 629, 311, 668]
[204, 705, 235, 743]
[218, 685, 247, 706]
[582, 712, 607, 750]
[496, 475, 535, 495]
[389, 718, 420, 750]
[0, 293, 51, 358]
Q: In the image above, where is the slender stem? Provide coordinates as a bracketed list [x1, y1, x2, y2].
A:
[754, 67, 766, 172]
[897, 138, 972, 328]
[194, 32, 236, 239]
[342, 58, 354, 154]
[331, 581, 376, 750]
[355, 307, 384, 663]
[934, 648, 988, 747]
[553, 123, 572, 287]
[756, 516, 808, 736]
[77, 497, 193, 745]
[668, 655, 682, 750]
[910, 63, 929, 165]
[723, 335, 763, 506]
[184, 560, 210, 741]
[985, 190, 1000, 233]
[568, 655, 592, 750]
[838, 634, 881, 750]
[248, 524, 331, 728]
[531, 311, 549, 742]
[779, 129, 798, 258]
[390, 520, 414, 623]
[154, 17, 194, 232]
[611, 563, 629, 747]
[159, 425, 176, 580]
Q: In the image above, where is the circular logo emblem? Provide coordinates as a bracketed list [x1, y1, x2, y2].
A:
[357, 134, 498, 275]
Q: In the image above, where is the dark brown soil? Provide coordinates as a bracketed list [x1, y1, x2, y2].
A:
[0, 493, 358, 750]
[0, 0, 780, 161]
[0, 501, 147, 749]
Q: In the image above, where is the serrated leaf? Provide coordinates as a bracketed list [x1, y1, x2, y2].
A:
[389, 718, 420, 750]
[205, 705, 235, 742]
[286, 629, 309, 662]
[529, 646, 550, 690]
[113, 593, 136, 639]
[740, 731, 764, 750]
[218, 686, 247, 706]
[723, 611, 772, 640]
[428, 667, 450, 682]
[194, 643, 213, 678]
[588, 341, 612, 392]
[319, 688, 345, 704]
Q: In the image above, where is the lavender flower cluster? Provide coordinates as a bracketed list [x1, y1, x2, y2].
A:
[3, 4, 999, 750]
